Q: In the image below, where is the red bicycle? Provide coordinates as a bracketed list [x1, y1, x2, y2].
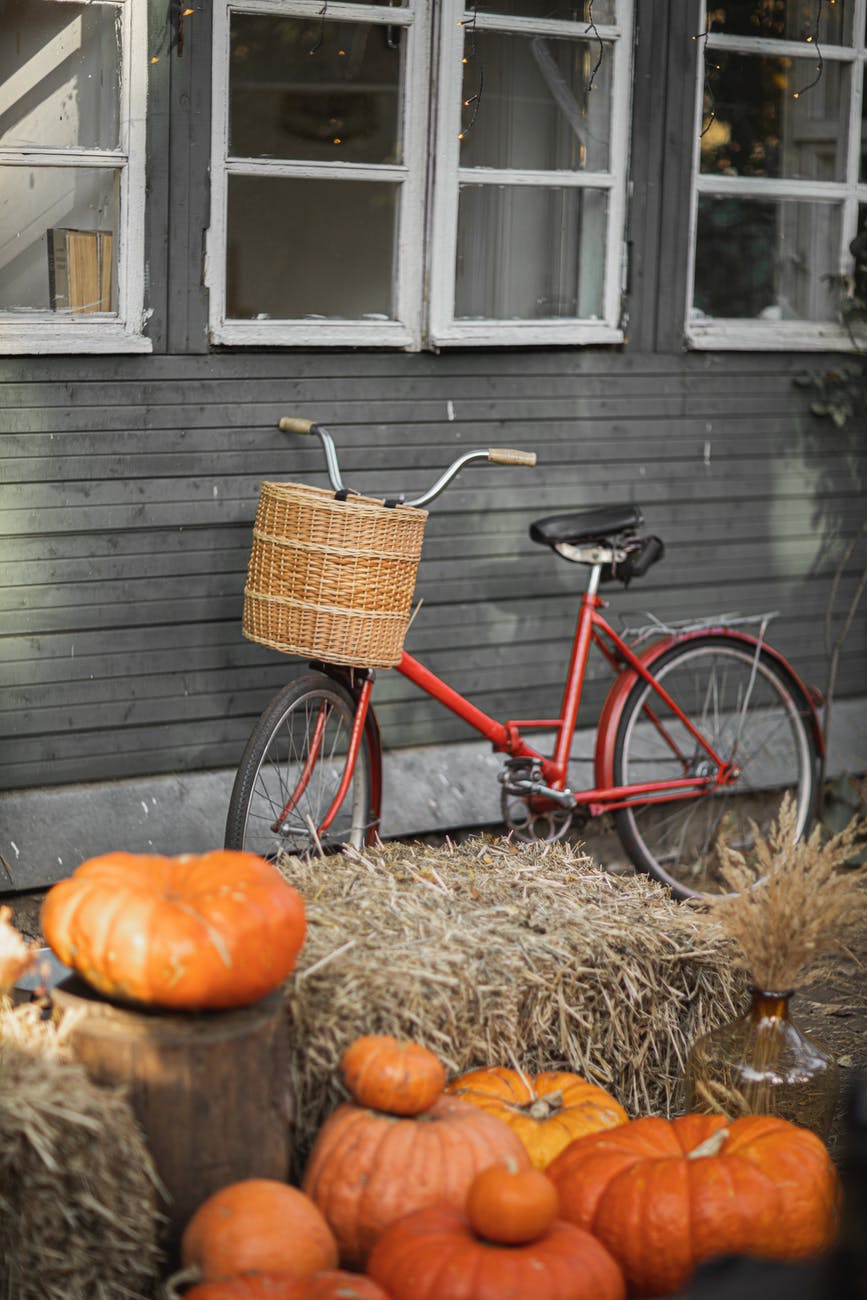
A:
[226, 420, 823, 899]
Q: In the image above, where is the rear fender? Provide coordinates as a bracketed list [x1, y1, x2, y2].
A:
[594, 630, 824, 789]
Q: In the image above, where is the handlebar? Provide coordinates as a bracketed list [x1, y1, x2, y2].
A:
[277, 417, 536, 508]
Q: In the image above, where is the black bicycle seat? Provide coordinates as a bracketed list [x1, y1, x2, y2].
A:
[529, 504, 643, 549]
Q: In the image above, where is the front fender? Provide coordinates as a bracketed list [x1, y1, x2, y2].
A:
[593, 629, 824, 790]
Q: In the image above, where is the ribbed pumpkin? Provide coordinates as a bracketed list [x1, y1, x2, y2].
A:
[341, 1034, 446, 1115]
[180, 1179, 338, 1283]
[446, 1067, 628, 1169]
[302, 1093, 531, 1268]
[367, 1163, 625, 1300]
[41, 850, 306, 1009]
[548, 1113, 840, 1297]
[184, 1272, 391, 1299]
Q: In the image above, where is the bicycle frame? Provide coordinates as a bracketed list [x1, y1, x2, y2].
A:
[296, 571, 759, 840]
[396, 587, 739, 817]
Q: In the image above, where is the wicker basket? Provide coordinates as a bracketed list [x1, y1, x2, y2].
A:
[242, 481, 428, 669]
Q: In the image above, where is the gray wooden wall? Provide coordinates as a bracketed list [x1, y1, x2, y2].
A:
[2, 347, 864, 794]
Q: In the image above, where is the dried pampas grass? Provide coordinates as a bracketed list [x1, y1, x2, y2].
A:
[708, 794, 867, 990]
[0, 990, 163, 1299]
[277, 835, 743, 1172]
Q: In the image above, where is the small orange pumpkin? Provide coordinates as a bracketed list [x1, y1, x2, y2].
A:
[184, 1272, 390, 1299]
[41, 850, 306, 1010]
[302, 1092, 531, 1268]
[465, 1159, 559, 1244]
[341, 1034, 445, 1115]
[367, 1166, 625, 1300]
[547, 1113, 840, 1297]
[446, 1066, 628, 1168]
[181, 1179, 338, 1284]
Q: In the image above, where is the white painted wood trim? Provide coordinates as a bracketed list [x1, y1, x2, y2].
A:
[455, 166, 613, 188]
[225, 0, 415, 19]
[431, 321, 624, 346]
[0, 148, 126, 167]
[0, 323, 153, 353]
[702, 33, 857, 60]
[225, 159, 410, 182]
[462, 13, 621, 39]
[686, 320, 864, 350]
[210, 319, 415, 346]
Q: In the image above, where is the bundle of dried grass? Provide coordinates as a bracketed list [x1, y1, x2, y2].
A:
[710, 794, 867, 990]
[0, 996, 164, 1300]
[278, 836, 743, 1169]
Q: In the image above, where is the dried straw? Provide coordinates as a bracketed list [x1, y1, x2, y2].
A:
[278, 836, 744, 1171]
[0, 996, 164, 1300]
[708, 793, 867, 991]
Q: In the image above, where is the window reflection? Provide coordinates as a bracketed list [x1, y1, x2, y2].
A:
[706, 0, 849, 46]
[701, 52, 849, 183]
[229, 15, 403, 165]
[693, 196, 841, 321]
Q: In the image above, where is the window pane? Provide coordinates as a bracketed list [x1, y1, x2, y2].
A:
[472, 1, 615, 20]
[693, 195, 841, 321]
[229, 15, 403, 164]
[706, 0, 850, 45]
[0, 0, 120, 150]
[455, 184, 607, 318]
[460, 32, 611, 170]
[226, 177, 398, 320]
[0, 166, 119, 312]
[701, 51, 849, 182]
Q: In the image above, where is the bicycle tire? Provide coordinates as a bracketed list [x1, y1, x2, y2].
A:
[611, 634, 820, 900]
[225, 672, 374, 859]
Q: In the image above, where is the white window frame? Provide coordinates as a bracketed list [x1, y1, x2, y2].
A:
[0, 0, 150, 355]
[208, 0, 634, 349]
[207, 0, 432, 349]
[686, 0, 867, 351]
[428, 2, 634, 347]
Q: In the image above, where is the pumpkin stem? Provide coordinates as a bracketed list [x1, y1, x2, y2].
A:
[526, 1089, 563, 1120]
[162, 1264, 203, 1298]
[687, 1128, 731, 1160]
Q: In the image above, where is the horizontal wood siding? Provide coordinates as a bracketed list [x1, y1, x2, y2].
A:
[1, 349, 865, 791]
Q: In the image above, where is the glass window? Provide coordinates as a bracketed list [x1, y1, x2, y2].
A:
[0, 0, 149, 352]
[209, 0, 633, 347]
[689, 2, 867, 347]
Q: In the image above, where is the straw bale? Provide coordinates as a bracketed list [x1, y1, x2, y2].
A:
[278, 836, 744, 1170]
[0, 999, 163, 1300]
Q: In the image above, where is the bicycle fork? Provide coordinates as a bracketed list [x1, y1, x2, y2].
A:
[271, 675, 374, 838]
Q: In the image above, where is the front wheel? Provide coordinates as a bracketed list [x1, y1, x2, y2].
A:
[611, 635, 820, 899]
[225, 673, 375, 859]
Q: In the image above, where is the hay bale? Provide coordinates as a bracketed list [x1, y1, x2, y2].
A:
[279, 836, 745, 1171]
[0, 1000, 163, 1300]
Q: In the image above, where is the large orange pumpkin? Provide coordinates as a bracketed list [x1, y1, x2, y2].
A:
[181, 1179, 338, 1283]
[302, 1092, 531, 1268]
[367, 1165, 625, 1300]
[41, 850, 306, 1009]
[184, 1272, 390, 1299]
[446, 1067, 628, 1168]
[547, 1113, 840, 1297]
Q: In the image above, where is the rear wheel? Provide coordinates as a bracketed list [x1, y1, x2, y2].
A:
[611, 635, 819, 899]
[225, 673, 374, 859]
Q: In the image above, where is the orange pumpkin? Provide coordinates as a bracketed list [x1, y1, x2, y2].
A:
[302, 1093, 531, 1268]
[547, 1113, 840, 1297]
[184, 1272, 390, 1299]
[41, 850, 306, 1009]
[181, 1179, 338, 1283]
[341, 1034, 445, 1115]
[465, 1159, 559, 1244]
[446, 1067, 628, 1168]
[367, 1167, 625, 1300]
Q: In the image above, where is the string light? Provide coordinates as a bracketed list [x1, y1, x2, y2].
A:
[458, 0, 484, 142]
[584, 0, 604, 94]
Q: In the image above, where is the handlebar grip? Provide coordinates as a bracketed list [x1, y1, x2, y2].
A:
[487, 448, 537, 467]
[278, 417, 316, 434]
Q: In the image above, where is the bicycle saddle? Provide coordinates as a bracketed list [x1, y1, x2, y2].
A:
[529, 503, 642, 549]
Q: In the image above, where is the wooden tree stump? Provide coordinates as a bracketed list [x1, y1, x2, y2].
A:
[52, 976, 291, 1251]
